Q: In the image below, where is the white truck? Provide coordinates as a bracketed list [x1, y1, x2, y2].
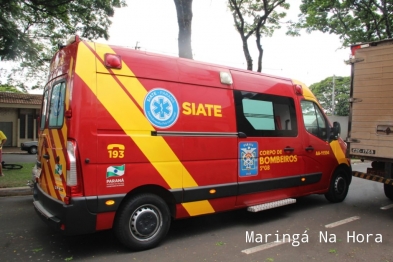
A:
[347, 38, 393, 200]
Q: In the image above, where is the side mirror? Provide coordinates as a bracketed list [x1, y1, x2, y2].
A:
[331, 121, 341, 140]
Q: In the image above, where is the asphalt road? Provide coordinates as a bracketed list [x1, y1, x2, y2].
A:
[2, 153, 37, 164]
[1, 162, 393, 261]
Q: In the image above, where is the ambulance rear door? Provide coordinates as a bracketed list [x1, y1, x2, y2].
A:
[37, 80, 68, 202]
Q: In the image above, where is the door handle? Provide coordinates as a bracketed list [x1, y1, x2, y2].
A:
[305, 146, 314, 151]
[284, 147, 294, 152]
[43, 154, 50, 160]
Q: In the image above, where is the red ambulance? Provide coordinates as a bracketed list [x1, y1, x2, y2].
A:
[33, 35, 351, 250]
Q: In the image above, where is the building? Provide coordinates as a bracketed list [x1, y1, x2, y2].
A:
[0, 92, 42, 147]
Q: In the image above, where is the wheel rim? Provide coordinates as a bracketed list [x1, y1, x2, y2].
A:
[334, 176, 346, 196]
[129, 204, 162, 241]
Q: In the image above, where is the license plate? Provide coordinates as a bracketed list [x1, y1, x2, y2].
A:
[351, 148, 375, 155]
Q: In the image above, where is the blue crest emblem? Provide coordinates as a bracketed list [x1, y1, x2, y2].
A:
[144, 88, 179, 129]
[239, 142, 258, 176]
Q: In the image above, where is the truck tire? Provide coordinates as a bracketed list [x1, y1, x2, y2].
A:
[384, 184, 393, 201]
[114, 193, 171, 251]
[325, 168, 350, 203]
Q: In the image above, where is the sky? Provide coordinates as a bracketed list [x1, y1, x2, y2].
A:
[99, 0, 351, 87]
[1, 0, 352, 93]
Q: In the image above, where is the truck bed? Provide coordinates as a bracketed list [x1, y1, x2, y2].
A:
[348, 40, 393, 161]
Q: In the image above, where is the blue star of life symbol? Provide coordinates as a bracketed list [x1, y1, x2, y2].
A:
[153, 97, 171, 119]
[143, 88, 179, 129]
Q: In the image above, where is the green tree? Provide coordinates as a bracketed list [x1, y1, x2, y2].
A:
[0, 0, 126, 90]
[309, 76, 350, 116]
[295, 0, 393, 47]
[173, 0, 193, 59]
[228, 0, 289, 72]
[0, 84, 24, 93]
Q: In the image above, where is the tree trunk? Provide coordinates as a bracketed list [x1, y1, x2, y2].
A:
[241, 36, 253, 71]
[255, 30, 263, 72]
[174, 0, 193, 59]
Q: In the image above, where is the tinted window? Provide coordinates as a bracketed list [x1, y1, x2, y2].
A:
[234, 90, 298, 137]
[20, 114, 26, 138]
[49, 82, 66, 128]
[40, 88, 49, 130]
[27, 114, 34, 138]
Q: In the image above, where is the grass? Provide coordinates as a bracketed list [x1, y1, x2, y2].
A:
[1, 163, 35, 188]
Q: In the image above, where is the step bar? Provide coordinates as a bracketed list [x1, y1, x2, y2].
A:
[247, 198, 296, 213]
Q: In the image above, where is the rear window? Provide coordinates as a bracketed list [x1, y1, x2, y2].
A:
[40, 88, 49, 130]
[48, 82, 66, 128]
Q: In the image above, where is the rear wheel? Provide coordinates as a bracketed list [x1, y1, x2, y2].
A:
[114, 194, 171, 251]
[325, 168, 350, 203]
[384, 184, 393, 201]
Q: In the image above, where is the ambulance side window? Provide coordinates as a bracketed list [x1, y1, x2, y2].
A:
[234, 90, 298, 137]
[40, 88, 49, 130]
[48, 82, 66, 128]
[300, 100, 328, 140]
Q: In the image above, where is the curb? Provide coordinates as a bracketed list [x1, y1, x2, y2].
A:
[0, 187, 32, 197]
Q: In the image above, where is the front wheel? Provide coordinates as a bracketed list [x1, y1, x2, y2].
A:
[384, 184, 393, 201]
[114, 194, 171, 251]
[325, 168, 350, 203]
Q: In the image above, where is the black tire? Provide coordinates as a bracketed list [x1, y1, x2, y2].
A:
[325, 168, 350, 203]
[384, 184, 393, 201]
[29, 146, 37, 154]
[114, 194, 171, 251]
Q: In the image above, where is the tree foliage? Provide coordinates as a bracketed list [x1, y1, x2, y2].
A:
[0, 0, 126, 90]
[296, 0, 393, 47]
[309, 76, 350, 116]
[0, 84, 24, 93]
[228, 0, 289, 72]
[173, 0, 193, 59]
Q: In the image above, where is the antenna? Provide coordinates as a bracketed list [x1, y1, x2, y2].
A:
[135, 42, 141, 50]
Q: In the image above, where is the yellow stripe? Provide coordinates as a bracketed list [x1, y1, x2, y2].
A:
[92, 43, 147, 108]
[42, 130, 57, 198]
[329, 140, 348, 165]
[51, 130, 66, 201]
[76, 42, 214, 216]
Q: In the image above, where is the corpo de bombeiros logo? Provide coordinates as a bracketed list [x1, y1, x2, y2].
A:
[143, 88, 179, 129]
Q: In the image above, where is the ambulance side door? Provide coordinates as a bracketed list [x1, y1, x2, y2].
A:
[234, 90, 303, 206]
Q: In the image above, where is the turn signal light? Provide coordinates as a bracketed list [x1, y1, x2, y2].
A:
[106, 200, 115, 206]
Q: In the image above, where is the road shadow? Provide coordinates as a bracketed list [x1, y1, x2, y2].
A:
[31, 194, 334, 259]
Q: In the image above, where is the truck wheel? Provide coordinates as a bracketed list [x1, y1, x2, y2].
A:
[325, 168, 349, 203]
[114, 194, 171, 251]
[384, 184, 393, 201]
